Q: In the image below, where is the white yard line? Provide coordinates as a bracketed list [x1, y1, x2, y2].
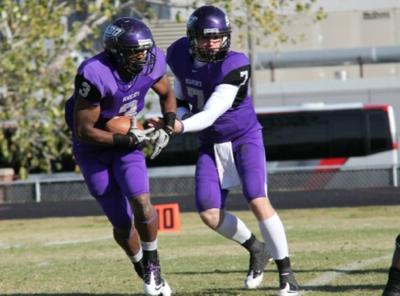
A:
[300, 254, 391, 295]
[0, 243, 23, 250]
[43, 235, 112, 246]
[0, 235, 112, 249]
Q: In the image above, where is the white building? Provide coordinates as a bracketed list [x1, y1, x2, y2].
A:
[146, 1, 400, 138]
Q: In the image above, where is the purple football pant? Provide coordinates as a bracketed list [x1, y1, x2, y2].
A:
[195, 130, 268, 212]
[74, 146, 149, 229]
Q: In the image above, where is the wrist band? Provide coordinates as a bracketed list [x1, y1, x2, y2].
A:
[163, 112, 176, 129]
[113, 134, 133, 148]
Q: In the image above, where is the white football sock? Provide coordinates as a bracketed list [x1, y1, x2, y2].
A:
[130, 248, 143, 263]
[259, 213, 289, 260]
[141, 239, 158, 251]
[216, 211, 252, 244]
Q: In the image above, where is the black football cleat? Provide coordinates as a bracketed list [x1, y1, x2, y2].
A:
[278, 272, 300, 296]
[244, 242, 272, 289]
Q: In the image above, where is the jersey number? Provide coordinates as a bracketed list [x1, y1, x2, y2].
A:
[187, 87, 205, 110]
[239, 70, 249, 86]
[119, 100, 138, 116]
[78, 81, 91, 98]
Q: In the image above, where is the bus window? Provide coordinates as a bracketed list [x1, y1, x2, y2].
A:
[330, 110, 366, 157]
[259, 112, 330, 160]
[368, 110, 392, 154]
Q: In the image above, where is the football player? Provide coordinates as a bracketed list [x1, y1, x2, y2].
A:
[64, 17, 175, 296]
[383, 234, 400, 295]
[165, 5, 299, 296]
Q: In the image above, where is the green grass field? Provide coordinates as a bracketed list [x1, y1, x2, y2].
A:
[1, 205, 399, 295]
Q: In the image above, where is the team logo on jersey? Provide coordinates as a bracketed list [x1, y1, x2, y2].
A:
[185, 78, 202, 87]
[122, 91, 140, 102]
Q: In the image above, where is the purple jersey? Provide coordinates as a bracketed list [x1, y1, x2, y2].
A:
[65, 46, 166, 146]
[167, 37, 261, 145]
[168, 37, 268, 212]
[64, 48, 166, 227]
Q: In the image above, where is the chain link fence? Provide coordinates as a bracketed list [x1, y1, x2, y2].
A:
[268, 166, 398, 191]
[0, 165, 398, 205]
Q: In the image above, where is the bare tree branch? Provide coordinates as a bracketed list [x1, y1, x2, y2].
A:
[47, 0, 141, 75]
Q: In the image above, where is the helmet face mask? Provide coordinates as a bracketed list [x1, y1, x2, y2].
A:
[191, 33, 230, 63]
[103, 18, 156, 76]
[187, 6, 231, 63]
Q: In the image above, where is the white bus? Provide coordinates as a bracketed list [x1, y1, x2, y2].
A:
[147, 102, 398, 175]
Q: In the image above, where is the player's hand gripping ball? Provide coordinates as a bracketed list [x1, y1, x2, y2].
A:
[105, 116, 154, 149]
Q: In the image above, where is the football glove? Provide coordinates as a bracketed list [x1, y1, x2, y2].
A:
[148, 128, 170, 159]
[128, 117, 154, 148]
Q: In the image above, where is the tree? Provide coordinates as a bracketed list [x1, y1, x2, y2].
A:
[0, 0, 324, 179]
[203, 0, 325, 47]
[0, 0, 149, 178]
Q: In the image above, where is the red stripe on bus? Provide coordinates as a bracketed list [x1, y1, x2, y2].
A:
[393, 142, 399, 149]
[318, 157, 347, 166]
[303, 158, 348, 190]
[363, 105, 389, 112]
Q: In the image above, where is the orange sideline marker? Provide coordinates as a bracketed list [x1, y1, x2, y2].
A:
[155, 203, 181, 232]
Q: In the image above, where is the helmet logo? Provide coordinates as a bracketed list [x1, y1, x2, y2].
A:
[104, 25, 124, 38]
[187, 15, 198, 28]
[225, 15, 230, 26]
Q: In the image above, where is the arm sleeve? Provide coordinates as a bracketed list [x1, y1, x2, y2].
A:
[181, 83, 239, 133]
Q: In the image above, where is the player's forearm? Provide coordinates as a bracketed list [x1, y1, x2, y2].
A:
[160, 93, 177, 114]
[75, 125, 114, 146]
[154, 75, 176, 114]
[178, 84, 239, 133]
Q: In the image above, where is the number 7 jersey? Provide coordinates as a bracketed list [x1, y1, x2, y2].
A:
[167, 37, 261, 145]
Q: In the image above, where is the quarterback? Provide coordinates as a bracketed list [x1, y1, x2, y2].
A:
[166, 5, 299, 296]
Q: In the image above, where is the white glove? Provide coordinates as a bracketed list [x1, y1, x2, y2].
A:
[128, 117, 154, 147]
[149, 129, 170, 159]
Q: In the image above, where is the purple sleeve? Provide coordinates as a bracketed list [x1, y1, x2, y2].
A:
[149, 47, 167, 81]
[166, 38, 186, 76]
[166, 41, 175, 72]
[221, 52, 250, 77]
[77, 62, 106, 105]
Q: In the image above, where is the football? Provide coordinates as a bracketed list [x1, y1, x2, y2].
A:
[105, 116, 144, 134]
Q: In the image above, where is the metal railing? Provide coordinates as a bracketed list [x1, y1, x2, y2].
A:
[0, 164, 398, 204]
